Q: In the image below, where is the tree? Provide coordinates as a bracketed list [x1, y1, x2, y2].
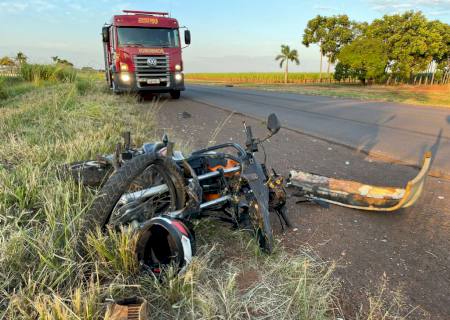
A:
[16, 52, 27, 65]
[337, 37, 388, 84]
[303, 15, 356, 80]
[51, 56, 74, 67]
[302, 15, 327, 80]
[322, 15, 355, 74]
[366, 11, 444, 82]
[428, 20, 450, 83]
[334, 62, 351, 81]
[275, 45, 300, 84]
[333, 62, 366, 83]
[0, 56, 15, 66]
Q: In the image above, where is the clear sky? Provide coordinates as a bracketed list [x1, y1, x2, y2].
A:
[0, 0, 449, 72]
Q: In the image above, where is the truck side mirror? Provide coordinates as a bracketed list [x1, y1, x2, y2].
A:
[267, 113, 281, 135]
[184, 30, 191, 45]
[102, 26, 110, 43]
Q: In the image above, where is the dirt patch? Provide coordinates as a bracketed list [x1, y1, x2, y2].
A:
[153, 96, 450, 319]
[236, 267, 261, 292]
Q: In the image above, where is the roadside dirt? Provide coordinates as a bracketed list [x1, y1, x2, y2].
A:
[147, 95, 450, 319]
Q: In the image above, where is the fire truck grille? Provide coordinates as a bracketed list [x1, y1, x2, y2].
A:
[134, 55, 170, 87]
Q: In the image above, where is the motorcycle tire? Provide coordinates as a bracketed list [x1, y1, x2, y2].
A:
[80, 154, 186, 239]
[249, 200, 274, 253]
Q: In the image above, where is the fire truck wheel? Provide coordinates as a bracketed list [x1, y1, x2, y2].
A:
[170, 90, 181, 99]
[111, 80, 120, 95]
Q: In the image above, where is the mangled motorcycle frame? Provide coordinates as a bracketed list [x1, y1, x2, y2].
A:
[72, 112, 431, 274]
[75, 114, 290, 273]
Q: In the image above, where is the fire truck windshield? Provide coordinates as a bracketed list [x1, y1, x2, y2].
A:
[117, 27, 180, 48]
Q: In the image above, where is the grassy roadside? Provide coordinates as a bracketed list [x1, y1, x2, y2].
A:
[186, 72, 326, 83]
[0, 75, 341, 319]
[0, 72, 418, 319]
[186, 79, 450, 108]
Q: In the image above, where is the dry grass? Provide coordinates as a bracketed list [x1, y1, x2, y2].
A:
[0, 75, 420, 319]
[0, 76, 340, 319]
[355, 274, 427, 320]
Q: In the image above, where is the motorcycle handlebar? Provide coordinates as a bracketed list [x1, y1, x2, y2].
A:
[191, 143, 248, 161]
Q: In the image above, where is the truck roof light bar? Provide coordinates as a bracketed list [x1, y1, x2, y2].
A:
[122, 10, 169, 16]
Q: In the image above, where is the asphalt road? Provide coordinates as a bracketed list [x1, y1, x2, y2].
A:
[184, 84, 450, 177]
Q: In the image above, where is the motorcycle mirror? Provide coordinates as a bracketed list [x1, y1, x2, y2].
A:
[162, 133, 169, 146]
[267, 113, 281, 134]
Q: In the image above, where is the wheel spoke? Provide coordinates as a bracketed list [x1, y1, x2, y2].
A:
[109, 162, 179, 226]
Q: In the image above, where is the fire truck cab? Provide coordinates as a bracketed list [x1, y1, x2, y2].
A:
[102, 10, 191, 99]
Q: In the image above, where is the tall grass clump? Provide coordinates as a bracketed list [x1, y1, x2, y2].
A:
[0, 78, 8, 100]
[0, 79, 156, 319]
[19, 63, 77, 84]
[0, 77, 35, 102]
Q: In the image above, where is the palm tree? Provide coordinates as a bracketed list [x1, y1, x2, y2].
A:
[275, 45, 300, 83]
[16, 52, 27, 65]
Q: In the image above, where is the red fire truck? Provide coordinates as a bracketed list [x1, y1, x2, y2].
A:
[102, 10, 191, 99]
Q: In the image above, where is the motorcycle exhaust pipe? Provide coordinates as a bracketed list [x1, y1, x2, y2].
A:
[118, 166, 240, 205]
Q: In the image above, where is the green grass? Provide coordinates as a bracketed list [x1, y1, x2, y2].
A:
[0, 77, 35, 102]
[186, 72, 329, 84]
[19, 63, 77, 84]
[0, 75, 416, 319]
[0, 76, 341, 319]
[0, 63, 78, 104]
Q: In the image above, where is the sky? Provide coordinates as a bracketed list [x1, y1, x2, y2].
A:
[0, 0, 449, 72]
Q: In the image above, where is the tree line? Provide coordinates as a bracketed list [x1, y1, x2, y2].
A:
[0, 52, 74, 68]
[0, 52, 27, 67]
[305, 11, 450, 84]
[276, 11, 450, 85]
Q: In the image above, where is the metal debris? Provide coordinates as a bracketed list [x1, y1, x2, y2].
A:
[105, 297, 148, 320]
[288, 152, 432, 212]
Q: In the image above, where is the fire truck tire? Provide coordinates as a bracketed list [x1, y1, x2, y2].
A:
[170, 90, 181, 99]
[111, 80, 120, 94]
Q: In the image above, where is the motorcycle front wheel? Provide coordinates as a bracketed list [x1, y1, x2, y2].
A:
[248, 198, 273, 253]
[80, 154, 186, 238]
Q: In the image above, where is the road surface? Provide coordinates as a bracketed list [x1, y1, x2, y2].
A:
[184, 84, 450, 177]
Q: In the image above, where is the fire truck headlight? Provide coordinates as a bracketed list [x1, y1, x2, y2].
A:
[120, 62, 129, 72]
[120, 73, 131, 83]
[175, 73, 183, 82]
[175, 64, 182, 71]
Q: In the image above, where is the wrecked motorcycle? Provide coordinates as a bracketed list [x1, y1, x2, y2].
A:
[75, 113, 291, 273]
